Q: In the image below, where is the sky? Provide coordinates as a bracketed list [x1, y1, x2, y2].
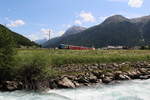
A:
[0, 0, 149, 41]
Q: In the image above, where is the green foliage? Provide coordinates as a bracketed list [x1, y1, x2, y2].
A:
[140, 45, 150, 50]
[0, 26, 16, 80]
[12, 53, 58, 90]
[16, 53, 55, 81]
[17, 49, 150, 66]
[0, 24, 39, 48]
[1, 49, 150, 82]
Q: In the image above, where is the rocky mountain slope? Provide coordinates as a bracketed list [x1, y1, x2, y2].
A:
[43, 26, 86, 48]
[62, 26, 86, 37]
[44, 15, 150, 48]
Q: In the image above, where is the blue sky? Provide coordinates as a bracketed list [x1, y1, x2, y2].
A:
[0, 0, 149, 41]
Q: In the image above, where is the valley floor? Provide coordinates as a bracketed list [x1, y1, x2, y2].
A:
[1, 49, 150, 91]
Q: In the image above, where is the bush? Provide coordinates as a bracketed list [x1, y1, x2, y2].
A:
[16, 54, 56, 89]
[0, 26, 16, 80]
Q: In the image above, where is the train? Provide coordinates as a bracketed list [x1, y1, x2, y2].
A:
[58, 44, 95, 50]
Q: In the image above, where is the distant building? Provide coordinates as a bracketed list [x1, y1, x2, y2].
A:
[102, 46, 123, 50]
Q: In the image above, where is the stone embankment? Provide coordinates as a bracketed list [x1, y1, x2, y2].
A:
[1, 61, 150, 91]
[50, 61, 150, 89]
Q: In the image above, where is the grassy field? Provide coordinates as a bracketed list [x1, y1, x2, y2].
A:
[2, 49, 150, 82]
[16, 49, 150, 65]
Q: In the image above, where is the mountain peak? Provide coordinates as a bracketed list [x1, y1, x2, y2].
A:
[35, 38, 48, 45]
[68, 25, 86, 31]
[103, 15, 129, 25]
[62, 25, 86, 37]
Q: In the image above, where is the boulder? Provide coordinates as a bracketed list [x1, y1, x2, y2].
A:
[89, 74, 97, 83]
[127, 71, 140, 79]
[6, 81, 18, 91]
[57, 77, 75, 88]
[1, 81, 23, 91]
[92, 71, 102, 78]
[115, 74, 131, 80]
[113, 63, 119, 67]
[139, 68, 147, 74]
[139, 75, 150, 80]
[114, 71, 131, 80]
[115, 71, 122, 74]
[105, 72, 114, 77]
[102, 77, 113, 84]
[76, 76, 89, 83]
[49, 80, 58, 89]
[73, 81, 80, 87]
[97, 79, 102, 83]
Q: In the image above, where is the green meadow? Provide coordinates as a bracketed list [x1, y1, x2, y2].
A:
[16, 49, 150, 65]
[2, 49, 150, 84]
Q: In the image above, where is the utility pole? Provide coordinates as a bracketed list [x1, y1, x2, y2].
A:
[49, 29, 51, 41]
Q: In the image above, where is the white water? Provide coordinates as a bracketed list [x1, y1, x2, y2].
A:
[1, 79, 150, 100]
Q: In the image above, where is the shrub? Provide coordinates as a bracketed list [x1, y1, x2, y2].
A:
[0, 26, 16, 80]
[18, 53, 55, 80]
[16, 54, 56, 89]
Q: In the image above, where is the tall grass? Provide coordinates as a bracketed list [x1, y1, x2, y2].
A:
[16, 49, 150, 65]
[7, 49, 150, 82]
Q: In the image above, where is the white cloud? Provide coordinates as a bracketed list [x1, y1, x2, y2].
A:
[128, 0, 144, 8]
[79, 11, 95, 22]
[27, 28, 52, 41]
[62, 24, 71, 28]
[27, 34, 42, 41]
[74, 20, 82, 25]
[74, 11, 96, 25]
[40, 28, 53, 40]
[40, 28, 51, 35]
[108, 0, 144, 8]
[7, 19, 25, 27]
[40, 28, 65, 39]
[27, 28, 65, 41]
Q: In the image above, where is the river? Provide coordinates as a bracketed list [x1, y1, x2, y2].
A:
[0, 79, 150, 100]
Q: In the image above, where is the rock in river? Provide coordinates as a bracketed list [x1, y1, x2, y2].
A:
[57, 77, 75, 88]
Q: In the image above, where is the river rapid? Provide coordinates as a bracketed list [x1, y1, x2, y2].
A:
[0, 79, 150, 100]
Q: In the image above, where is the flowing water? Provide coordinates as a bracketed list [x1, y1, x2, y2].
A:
[0, 79, 150, 100]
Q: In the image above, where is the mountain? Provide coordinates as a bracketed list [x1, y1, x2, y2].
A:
[57, 15, 141, 48]
[43, 37, 61, 48]
[102, 15, 130, 25]
[44, 15, 150, 48]
[131, 15, 150, 27]
[131, 15, 150, 45]
[43, 26, 86, 47]
[35, 38, 48, 45]
[62, 26, 86, 37]
[142, 20, 150, 45]
[0, 24, 39, 47]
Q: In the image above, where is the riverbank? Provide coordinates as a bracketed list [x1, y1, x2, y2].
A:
[1, 61, 150, 91]
[1, 79, 150, 100]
